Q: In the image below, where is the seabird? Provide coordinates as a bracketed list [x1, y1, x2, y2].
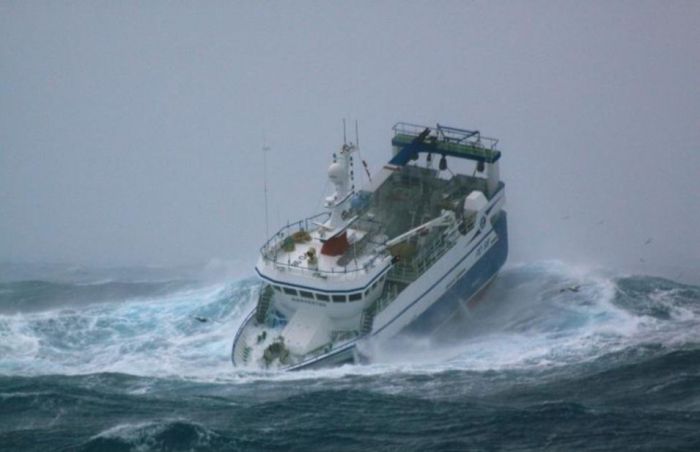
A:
[560, 284, 581, 293]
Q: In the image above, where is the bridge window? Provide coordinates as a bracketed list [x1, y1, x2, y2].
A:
[332, 294, 346, 303]
[283, 287, 297, 296]
[315, 293, 330, 301]
[348, 293, 362, 302]
[299, 290, 314, 299]
[273, 285, 281, 292]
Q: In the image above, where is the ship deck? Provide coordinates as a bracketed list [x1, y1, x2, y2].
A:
[261, 227, 382, 276]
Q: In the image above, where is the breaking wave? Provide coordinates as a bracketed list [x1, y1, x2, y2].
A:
[0, 278, 257, 380]
[0, 261, 698, 382]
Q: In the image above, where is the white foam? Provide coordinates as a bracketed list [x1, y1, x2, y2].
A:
[89, 420, 218, 451]
[0, 261, 697, 385]
[0, 280, 258, 380]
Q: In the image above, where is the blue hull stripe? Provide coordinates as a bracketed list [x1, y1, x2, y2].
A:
[288, 343, 356, 371]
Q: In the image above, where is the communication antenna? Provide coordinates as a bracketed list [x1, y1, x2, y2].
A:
[343, 118, 347, 145]
[355, 119, 372, 183]
[262, 137, 271, 241]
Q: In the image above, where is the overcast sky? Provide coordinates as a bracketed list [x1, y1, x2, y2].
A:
[1, 1, 698, 282]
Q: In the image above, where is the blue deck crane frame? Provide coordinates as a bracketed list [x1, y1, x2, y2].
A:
[389, 122, 501, 166]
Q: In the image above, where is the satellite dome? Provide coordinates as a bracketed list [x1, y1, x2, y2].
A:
[328, 162, 345, 182]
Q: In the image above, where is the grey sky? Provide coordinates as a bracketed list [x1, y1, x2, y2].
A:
[1, 1, 698, 281]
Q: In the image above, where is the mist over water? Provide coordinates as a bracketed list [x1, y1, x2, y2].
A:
[1, 2, 699, 281]
[1, 262, 699, 450]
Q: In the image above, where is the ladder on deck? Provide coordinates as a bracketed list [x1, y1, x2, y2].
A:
[360, 308, 375, 335]
[255, 285, 274, 324]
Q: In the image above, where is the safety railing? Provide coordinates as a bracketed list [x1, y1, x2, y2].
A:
[392, 122, 499, 150]
[259, 211, 389, 276]
[260, 211, 330, 256]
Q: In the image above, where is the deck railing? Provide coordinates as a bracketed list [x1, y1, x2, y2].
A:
[259, 211, 330, 256]
[259, 211, 388, 276]
[392, 122, 499, 150]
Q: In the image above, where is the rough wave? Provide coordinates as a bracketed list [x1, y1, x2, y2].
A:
[0, 261, 698, 382]
[1, 261, 699, 450]
[0, 279, 257, 379]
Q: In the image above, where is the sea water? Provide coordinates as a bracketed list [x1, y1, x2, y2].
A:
[1, 262, 699, 451]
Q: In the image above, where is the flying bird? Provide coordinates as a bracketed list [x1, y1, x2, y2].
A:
[560, 284, 581, 293]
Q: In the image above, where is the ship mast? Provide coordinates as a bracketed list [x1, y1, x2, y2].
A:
[325, 122, 358, 230]
[262, 138, 271, 240]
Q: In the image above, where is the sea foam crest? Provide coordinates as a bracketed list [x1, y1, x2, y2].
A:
[0, 261, 697, 383]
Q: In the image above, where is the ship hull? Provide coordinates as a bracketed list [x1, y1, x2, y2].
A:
[398, 211, 508, 336]
[231, 309, 357, 370]
[231, 212, 508, 371]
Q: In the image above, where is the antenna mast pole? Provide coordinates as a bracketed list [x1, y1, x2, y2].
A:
[355, 119, 372, 183]
[343, 118, 347, 145]
[262, 140, 270, 241]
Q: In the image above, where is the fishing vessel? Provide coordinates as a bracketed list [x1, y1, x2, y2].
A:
[231, 122, 508, 370]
